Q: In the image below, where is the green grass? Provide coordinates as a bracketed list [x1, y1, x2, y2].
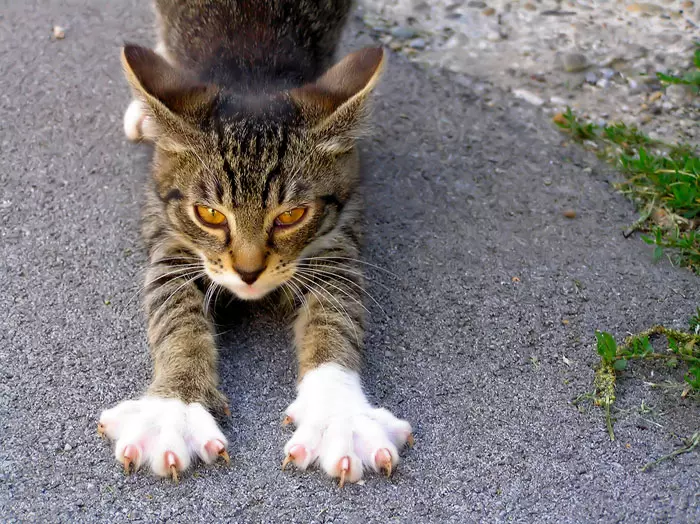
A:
[560, 45, 699, 467]
[553, 109, 699, 272]
[656, 44, 700, 93]
[578, 309, 700, 456]
[553, 43, 699, 271]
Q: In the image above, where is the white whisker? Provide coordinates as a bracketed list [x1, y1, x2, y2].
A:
[293, 267, 386, 317]
[303, 255, 398, 278]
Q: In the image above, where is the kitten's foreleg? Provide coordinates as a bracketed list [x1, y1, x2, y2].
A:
[282, 257, 412, 486]
[98, 249, 229, 479]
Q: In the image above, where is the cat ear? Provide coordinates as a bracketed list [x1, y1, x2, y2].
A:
[292, 47, 385, 154]
[121, 44, 218, 149]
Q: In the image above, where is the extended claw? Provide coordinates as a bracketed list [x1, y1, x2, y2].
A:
[375, 448, 393, 478]
[122, 444, 138, 475]
[281, 444, 306, 471]
[165, 451, 179, 482]
[338, 456, 350, 488]
[97, 423, 106, 438]
[205, 439, 229, 465]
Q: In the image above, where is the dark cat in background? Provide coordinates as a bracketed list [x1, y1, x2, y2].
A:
[98, 0, 412, 486]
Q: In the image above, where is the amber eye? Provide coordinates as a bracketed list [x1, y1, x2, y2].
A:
[275, 207, 306, 227]
[195, 205, 227, 226]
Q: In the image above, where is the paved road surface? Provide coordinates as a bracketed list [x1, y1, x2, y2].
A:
[1, 1, 698, 522]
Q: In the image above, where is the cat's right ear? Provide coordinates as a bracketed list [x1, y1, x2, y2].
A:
[291, 47, 386, 154]
[121, 44, 218, 150]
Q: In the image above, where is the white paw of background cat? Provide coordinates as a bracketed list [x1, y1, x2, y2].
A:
[98, 397, 229, 480]
[123, 99, 145, 142]
[282, 363, 413, 486]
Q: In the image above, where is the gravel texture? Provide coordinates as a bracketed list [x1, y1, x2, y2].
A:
[1, 1, 699, 522]
[359, 0, 700, 146]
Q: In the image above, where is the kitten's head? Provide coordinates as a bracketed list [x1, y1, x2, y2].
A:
[122, 45, 384, 300]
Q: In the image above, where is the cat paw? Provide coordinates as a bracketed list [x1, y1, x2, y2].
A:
[123, 99, 145, 141]
[98, 397, 229, 480]
[282, 363, 413, 487]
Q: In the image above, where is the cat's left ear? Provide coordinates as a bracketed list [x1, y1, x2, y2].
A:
[291, 47, 385, 154]
[121, 44, 218, 150]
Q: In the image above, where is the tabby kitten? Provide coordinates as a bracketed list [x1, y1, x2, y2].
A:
[98, 0, 412, 486]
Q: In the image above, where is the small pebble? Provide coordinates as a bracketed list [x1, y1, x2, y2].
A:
[596, 78, 610, 88]
[626, 3, 665, 15]
[584, 71, 598, 84]
[523, 2, 537, 10]
[52, 25, 65, 39]
[561, 52, 589, 73]
[563, 210, 577, 219]
[409, 38, 426, 49]
[64, 443, 72, 451]
[552, 112, 568, 124]
[486, 31, 502, 42]
[599, 68, 615, 80]
[681, 0, 694, 7]
[513, 88, 544, 106]
[649, 91, 663, 102]
[482, 7, 497, 16]
[665, 84, 694, 105]
[391, 26, 417, 39]
[624, 43, 648, 59]
[467, 0, 487, 7]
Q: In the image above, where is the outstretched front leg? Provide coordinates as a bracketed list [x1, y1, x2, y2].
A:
[281, 252, 413, 487]
[98, 243, 230, 480]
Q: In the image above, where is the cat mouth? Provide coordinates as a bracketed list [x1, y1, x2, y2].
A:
[208, 271, 272, 301]
[229, 283, 269, 301]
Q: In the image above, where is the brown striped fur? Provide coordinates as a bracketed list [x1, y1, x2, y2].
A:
[124, 0, 384, 415]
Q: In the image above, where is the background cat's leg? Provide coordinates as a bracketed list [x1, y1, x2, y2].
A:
[282, 253, 413, 486]
[98, 244, 230, 479]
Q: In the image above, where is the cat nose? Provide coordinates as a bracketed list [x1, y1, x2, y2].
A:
[234, 266, 265, 285]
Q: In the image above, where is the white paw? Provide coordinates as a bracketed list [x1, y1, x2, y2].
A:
[98, 397, 228, 479]
[282, 363, 413, 486]
[123, 99, 146, 141]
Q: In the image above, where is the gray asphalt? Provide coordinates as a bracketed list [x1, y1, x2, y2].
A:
[1, 1, 699, 522]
